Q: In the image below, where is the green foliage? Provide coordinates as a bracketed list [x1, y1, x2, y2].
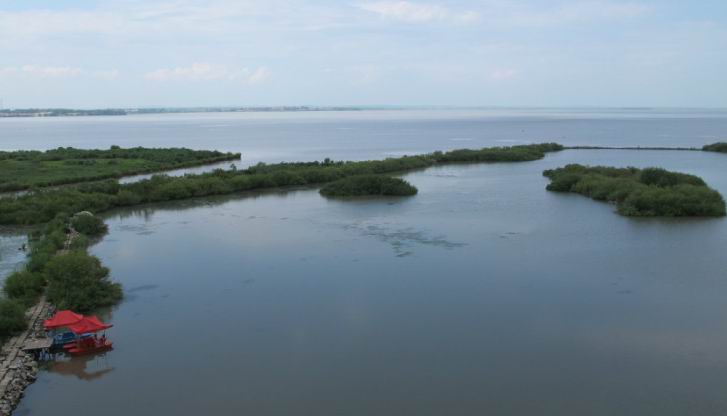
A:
[543, 164, 726, 217]
[0, 211, 121, 344]
[0, 299, 27, 337]
[3, 271, 45, 307]
[45, 251, 122, 313]
[320, 175, 418, 197]
[702, 142, 727, 153]
[639, 168, 705, 187]
[0, 146, 241, 192]
[71, 213, 108, 236]
[0, 143, 562, 225]
[69, 234, 90, 250]
[434, 143, 563, 163]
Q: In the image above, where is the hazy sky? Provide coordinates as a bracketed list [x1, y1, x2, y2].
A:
[0, 0, 725, 108]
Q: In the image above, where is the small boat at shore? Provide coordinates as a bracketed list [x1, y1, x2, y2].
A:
[66, 337, 113, 356]
[52, 331, 92, 349]
[44, 310, 114, 357]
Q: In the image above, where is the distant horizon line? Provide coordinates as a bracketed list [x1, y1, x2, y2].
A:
[2, 105, 727, 112]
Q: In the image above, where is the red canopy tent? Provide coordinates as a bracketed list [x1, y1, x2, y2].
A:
[44, 310, 83, 329]
[68, 316, 113, 335]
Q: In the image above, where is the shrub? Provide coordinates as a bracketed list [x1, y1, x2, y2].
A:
[45, 251, 122, 312]
[71, 213, 108, 237]
[320, 175, 418, 197]
[3, 271, 45, 306]
[639, 168, 705, 187]
[544, 164, 726, 217]
[0, 299, 27, 336]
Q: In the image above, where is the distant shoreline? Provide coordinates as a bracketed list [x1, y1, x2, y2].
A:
[0, 106, 369, 118]
[2, 106, 727, 119]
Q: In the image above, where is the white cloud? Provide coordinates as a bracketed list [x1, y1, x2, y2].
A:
[0, 65, 118, 80]
[145, 63, 233, 81]
[145, 63, 270, 84]
[0, 1, 346, 41]
[502, 1, 650, 27]
[0, 67, 18, 76]
[21, 65, 83, 78]
[490, 68, 517, 80]
[358, 1, 478, 23]
[351, 65, 382, 84]
[247, 67, 270, 85]
[94, 69, 120, 81]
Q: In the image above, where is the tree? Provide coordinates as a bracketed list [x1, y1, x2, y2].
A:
[45, 251, 122, 312]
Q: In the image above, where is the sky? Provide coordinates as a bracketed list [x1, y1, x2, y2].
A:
[0, 0, 725, 108]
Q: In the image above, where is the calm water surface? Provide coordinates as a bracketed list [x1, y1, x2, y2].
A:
[3, 110, 727, 415]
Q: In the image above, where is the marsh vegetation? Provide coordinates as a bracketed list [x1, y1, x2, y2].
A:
[0, 146, 241, 192]
[320, 175, 417, 197]
[0, 143, 563, 225]
[543, 165, 726, 217]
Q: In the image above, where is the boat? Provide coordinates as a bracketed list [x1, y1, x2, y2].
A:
[64, 315, 114, 356]
[52, 331, 92, 350]
[66, 337, 113, 356]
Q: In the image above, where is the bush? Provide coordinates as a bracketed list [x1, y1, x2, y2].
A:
[639, 168, 705, 187]
[0, 299, 27, 336]
[320, 175, 418, 197]
[69, 233, 90, 250]
[45, 251, 122, 312]
[71, 213, 108, 236]
[544, 164, 726, 217]
[3, 271, 45, 306]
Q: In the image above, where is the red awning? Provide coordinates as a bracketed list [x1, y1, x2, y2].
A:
[44, 310, 83, 329]
[68, 316, 113, 335]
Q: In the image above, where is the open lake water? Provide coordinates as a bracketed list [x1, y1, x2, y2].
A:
[2, 109, 727, 415]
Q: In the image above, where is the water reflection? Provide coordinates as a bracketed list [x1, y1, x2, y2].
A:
[45, 355, 115, 382]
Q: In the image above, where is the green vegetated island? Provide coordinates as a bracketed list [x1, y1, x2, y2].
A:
[1, 141, 726, 340]
[544, 165, 726, 217]
[0, 147, 241, 192]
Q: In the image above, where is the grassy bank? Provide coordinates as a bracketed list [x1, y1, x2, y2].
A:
[320, 175, 417, 197]
[0, 147, 241, 192]
[543, 164, 726, 217]
[0, 143, 563, 225]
